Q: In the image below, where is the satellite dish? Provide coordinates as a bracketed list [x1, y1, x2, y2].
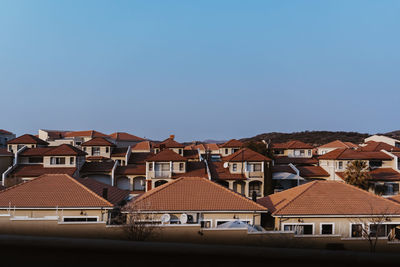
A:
[161, 214, 170, 224]
[180, 213, 188, 224]
[223, 162, 229, 168]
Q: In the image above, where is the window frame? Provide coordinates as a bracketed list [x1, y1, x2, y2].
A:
[282, 223, 315, 235]
[320, 223, 335, 235]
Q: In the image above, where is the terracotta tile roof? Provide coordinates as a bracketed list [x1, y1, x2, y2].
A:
[274, 156, 318, 165]
[78, 177, 130, 205]
[359, 141, 400, 152]
[153, 137, 185, 149]
[272, 165, 329, 178]
[0, 148, 13, 156]
[115, 165, 146, 176]
[183, 149, 199, 160]
[318, 148, 393, 160]
[318, 140, 358, 149]
[0, 174, 113, 208]
[171, 162, 208, 179]
[8, 165, 77, 178]
[208, 161, 246, 180]
[64, 130, 108, 138]
[336, 168, 400, 182]
[132, 141, 151, 151]
[110, 147, 128, 157]
[109, 132, 145, 142]
[128, 152, 155, 164]
[7, 134, 49, 146]
[128, 177, 267, 212]
[184, 144, 206, 151]
[206, 143, 220, 151]
[44, 144, 87, 156]
[147, 149, 186, 162]
[80, 161, 115, 173]
[81, 137, 115, 147]
[0, 129, 13, 135]
[271, 140, 314, 149]
[20, 147, 54, 156]
[257, 180, 400, 216]
[219, 139, 244, 148]
[222, 148, 271, 162]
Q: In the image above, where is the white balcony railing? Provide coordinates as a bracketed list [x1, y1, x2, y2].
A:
[154, 171, 171, 178]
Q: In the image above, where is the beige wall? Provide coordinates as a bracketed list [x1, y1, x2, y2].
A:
[220, 147, 240, 157]
[146, 161, 186, 179]
[83, 146, 112, 158]
[43, 156, 85, 168]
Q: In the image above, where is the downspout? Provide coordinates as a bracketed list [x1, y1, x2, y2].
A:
[125, 145, 132, 166]
[2, 146, 27, 187]
[111, 160, 119, 187]
[288, 163, 300, 186]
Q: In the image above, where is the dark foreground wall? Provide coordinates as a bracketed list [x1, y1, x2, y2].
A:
[0, 235, 399, 267]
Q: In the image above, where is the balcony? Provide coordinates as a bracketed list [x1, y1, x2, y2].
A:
[153, 171, 171, 178]
[247, 171, 263, 179]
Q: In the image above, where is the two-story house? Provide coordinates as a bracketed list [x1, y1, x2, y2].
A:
[153, 135, 185, 156]
[317, 140, 358, 155]
[108, 132, 146, 147]
[81, 137, 116, 161]
[271, 140, 314, 158]
[7, 134, 49, 154]
[218, 139, 243, 157]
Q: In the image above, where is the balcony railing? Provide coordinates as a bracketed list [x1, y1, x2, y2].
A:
[154, 171, 171, 178]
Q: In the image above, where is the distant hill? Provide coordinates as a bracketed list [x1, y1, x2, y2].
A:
[240, 131, 371, 146]
[382, 130, 400, 140]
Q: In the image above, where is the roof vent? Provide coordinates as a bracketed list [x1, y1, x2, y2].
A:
[170, 134, 175, 140]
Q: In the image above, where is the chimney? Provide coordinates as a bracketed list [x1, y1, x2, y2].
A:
[170, 134, 175, 140]
[102, 188, 108, 200]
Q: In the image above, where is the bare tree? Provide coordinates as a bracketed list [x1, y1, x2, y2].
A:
[119, 203, 160, 241]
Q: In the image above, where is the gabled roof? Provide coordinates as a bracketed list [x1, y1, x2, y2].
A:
[0, 129, 13, 135]
[81, 137, 115, 147]
[318, 148, 393, 160]
[44, 144, 87, 156]
[111, 147, 128, 157]
[0, 174, 113, 208]
[132, 141, 151, 151]
[20, 147, 54, 156]
[257, 181, 400, 216]
[208, 161, 246, 180]
[8, 165, 77, 178]
[219, 139, 244, 148]
[318, 140, 358, 149]
[64, 130, 108, 138]
[222, 148, 271, 162]
[128, 177, 267, 212]
[128, 152, 155, 164]
[274, 156, 318, 165]
[272, 165, 329, 178]
[78, 177, 130, 205]
[146, 149, 186, 162]
[171, 162, 208, 179]
[7, 134, 49, 146]
[271, 140, 314, 149]
[359, 141, 400, 152]
[153, 137, 185, 148]
[109, 132, 145, 142]
[80, 161, 115, 173]
[115, 164, 146, 176]
[0, 148, 13, 156]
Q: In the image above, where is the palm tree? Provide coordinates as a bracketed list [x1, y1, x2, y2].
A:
[343, 160, 370, 190]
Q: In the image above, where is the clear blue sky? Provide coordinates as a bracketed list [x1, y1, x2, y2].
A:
[1, 0, 399, 142]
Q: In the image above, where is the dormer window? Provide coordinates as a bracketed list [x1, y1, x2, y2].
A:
[92, 147, 100, 156]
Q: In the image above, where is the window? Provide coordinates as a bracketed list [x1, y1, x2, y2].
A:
[8, 145, 12, 151]
[369, 160, 382, 168]
[232, 163, 237, 172]
[83, 147, 86, 152]
[253, 163, 262, 172]
[338, 161, 343, 169]
[374, 182, 400, 196]
[321, 224, 334, 235]
[70, 157, 74, 165]
[308, 150, 311, 156]
[149, 162, 153, 171]
[225, 149, 228, 155]
[29, 157, 43, 164]
[300, 150, 305, 156]
[351, 224, 363, 237]
[92, 147, 100, 156]
[201, 220, 212, 228]
[179, 149, 182, 155]
[106, 147, 109, 153]
[283, 224, 313, 235]
[17, 144, 24, 150]
[50, 157, 66, 165]
[179, 162, 184, 171]
[63, 217, 98, 222]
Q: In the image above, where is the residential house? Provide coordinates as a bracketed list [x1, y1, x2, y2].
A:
[124, 177, 267, 228]
[257, 180, 400, 239]
[7, 134, 49, 154]
[271, 140, 314, 158]
[365, 135, 400, 148]
[219, 139, 244, 157]
[0, 130, 16, 148]
[317, 140, 358, 155]
[208, 148, 272, 198]
[108, 132, 146, 147]
[0, 149, 13, 176]
[81, 137, 116, 162]
[153, 135, 185, 156]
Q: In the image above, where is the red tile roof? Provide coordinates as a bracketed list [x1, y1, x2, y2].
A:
[8, 165, 77, 178]
[257, 181, 400, 216]
[128, 152, 155, 164]
[318, 140, 358, 149]
[183, 149, 199, 160]
[274, 156, 318, 165]
[44, 144, 87, 156]
[20, 147, 54, 156]
[271, 140, 314, 149]
[206, 143, 220, 151]
[219, 139, 244, 148]
[80, 162, 115, 173]
[223, 148, 271, 162]
[0, 129, 13, 135]
[272, 165, 329, 178]
[208, 161, 246, 180]
[153, 137, 185, 148]
[110, 147, 128, 157]
[0, 148, 13, 156]
[0, 174, 113, 208]
[7, 134, 49, 146]
[128, 177, 267, 212]
[171, 162, 208, 179]
[64, 130, 108, 138]
[115, 165, 146, 176]
[318, 148, 393, 160]
[109, 132, 145, 142]
[81, 137, 115, 147]
[147, 149, 186, 162]
[78, 177, 130, 205]
[359, 141, 400, 152]
[132, 141, 151, 151]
